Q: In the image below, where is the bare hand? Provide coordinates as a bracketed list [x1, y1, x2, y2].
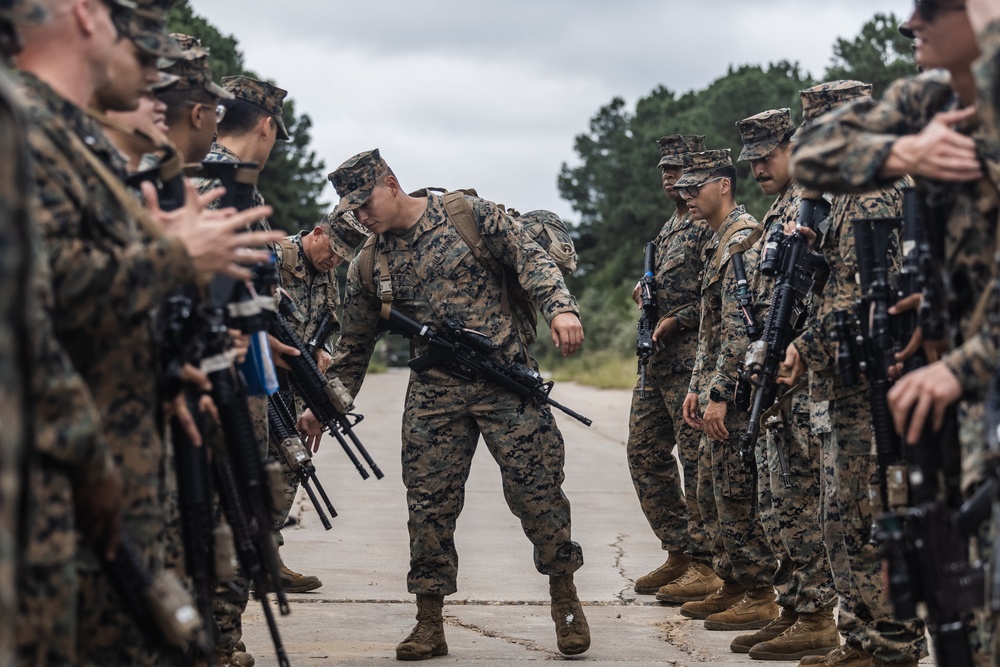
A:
[887, 361, 962, 444]
[550, 312, 584, 357]
[76, 468, 123, 561]
[268, 333, 301, 370]
[652, 316, 678, 343]
[683, 392, 703, 430]
[228, 329, 250, 365]
[297, 409, 325, 452]
[631, 281, 642, 307]
[968, 0, 1000, 35]
[316, 349, 333, 374]
[884, 108, 983, 182]
[778, 343, 806, 385]
[703, 399, 729, 441]
[142, 181, 283, 280]
[889, 294, 946, 365]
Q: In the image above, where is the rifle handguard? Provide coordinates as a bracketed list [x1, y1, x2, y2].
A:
[146, 570, 204, 648]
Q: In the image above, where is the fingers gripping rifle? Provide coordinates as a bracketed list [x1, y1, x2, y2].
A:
[738, 192, 830, 489]
[268, 392, 338, 529]
[269, 291, 383, 480]
[306, 311, 337, 357]
[636, 242, 657, 399]
[125, 144, 187, 212]
[382, 307, 593, 426]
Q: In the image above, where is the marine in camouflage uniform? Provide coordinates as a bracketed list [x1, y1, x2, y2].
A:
[729, 107, 839, 660]
[627, 134, 720, 601]
[15, 3, 196, 665]
[195, 74, 289, 666]
[268, 211, 367, 592]
[675, 149, 778, 631]
[325, 148, 590, 659]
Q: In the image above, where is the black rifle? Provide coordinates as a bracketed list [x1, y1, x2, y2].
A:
[731, 251, 760, 411]
[636, 242, 656, 399]
[738, 192, 830, 488]
[268, 391, 338, 529]
[306, 311, 337, 357]
[382, 306, 593, 426]
[125, 144, 186, 212]
[268, 289, 383, 480]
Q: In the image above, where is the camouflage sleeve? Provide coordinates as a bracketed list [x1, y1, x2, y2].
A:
[711, 239, 760, 400]
[976, 20, 1000, 177]
[688, 299, 708, 396]
[942, 326, 998, 399]
[792, 73, 951, 194]
[328, 255, 381, 398]
[28, 129, 195, 336]
[473, 197, 579, 325]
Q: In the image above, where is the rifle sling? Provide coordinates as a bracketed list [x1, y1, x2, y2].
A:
[708, 221, 763, 287]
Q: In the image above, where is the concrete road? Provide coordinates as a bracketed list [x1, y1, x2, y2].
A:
[243, 368, 930, 666]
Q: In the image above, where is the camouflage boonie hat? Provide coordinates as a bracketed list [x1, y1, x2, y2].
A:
[321, 210, 369, 260]
[737, 108, 794, 162]
[120, 0, 184, 60]
[673, 149, 733, 190]
[328, 149, 390, 217]
[656, 135, 706, 168]
[799, 80, 872, 127]
[161, 38, 233, 100]
[222, 75, 290, 141]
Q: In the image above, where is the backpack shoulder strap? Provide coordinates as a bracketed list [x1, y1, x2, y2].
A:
[356, 234, 394, 318]
[710, 220, 763, 272]
[441, 191, 489, 263]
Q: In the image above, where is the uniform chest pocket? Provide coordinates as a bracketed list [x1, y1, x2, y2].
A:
[427, 239, 475, 281]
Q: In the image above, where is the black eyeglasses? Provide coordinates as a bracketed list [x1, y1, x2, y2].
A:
[914, 0, 966, 23]
[677, 176, 724, 200]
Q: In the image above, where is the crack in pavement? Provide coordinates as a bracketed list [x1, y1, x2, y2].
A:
[654, 619, 721, 664]
[442, 615, 561, 658]
[610, 533, 635, 604]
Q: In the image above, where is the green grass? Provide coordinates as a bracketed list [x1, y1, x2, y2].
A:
[544, 350, 636, 390]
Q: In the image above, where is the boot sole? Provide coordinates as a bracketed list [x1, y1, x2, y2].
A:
[748, 645, 839, 661]
[657, 593, 710, 604]
[557, 642, 590, 656]
[635, 585, 668, 595]
[283, 580, 323, 593]
[679, 608, 715, 620]
[396, 645, 448, 660]
[704, 618, 777, 631]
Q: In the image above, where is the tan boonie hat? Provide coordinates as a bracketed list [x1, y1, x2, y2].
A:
[162, 41, 233, 101]
[798, 80, 873, 134]
[321, 210, 369, 260]
[657, 134, 706, 168]
[328, 149, 390, 217]
[737, 108, 794, 162]
[673, 149, 733, 190]
[121, 0, 184, 60]
[222, 75, 290, 141]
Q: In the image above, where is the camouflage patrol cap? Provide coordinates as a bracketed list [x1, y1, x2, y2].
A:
[799, 80, 873, 126]
[120, 0, 185, 60]
[222, 75, 290, 141]
[737, 108, 794, 162]
[656, 135, 706, 168]
[161, 40, 233, 101]
[328, 149, 390, 217]
[673, 149, 733, 190]
[321, 210, 369, 260]
[151, 70, 179, 91]
[169, 32, 200, 51]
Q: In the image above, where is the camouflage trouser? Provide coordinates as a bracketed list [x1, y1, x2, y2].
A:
[15, 561, 76, 667]
[825, 392, 927, 662]
[695, 395, 775, 590]
[269, 391, 300, 549]
[626, 364, 710, 562]
[757, 390, 835, 613]
[76, 519, 172, 667]
[402, 379, 584, 595]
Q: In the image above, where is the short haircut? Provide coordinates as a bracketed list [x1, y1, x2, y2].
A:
[712, 165, 738, 185]
[157, 89, 217, 125]
[217, 97, 273, 137]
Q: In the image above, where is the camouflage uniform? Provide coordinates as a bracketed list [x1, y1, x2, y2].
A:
[330, 150, 584, 597]
[16, 55, 195, 667]
[737, 108, 837, 618]
[627, 135, 715, 581]
[681, 151, 774, 594]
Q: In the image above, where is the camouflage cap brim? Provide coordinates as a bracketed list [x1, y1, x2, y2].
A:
[274, 114, 290, 141]
[738, 138, 783, 163]
[151, 70, 179, 91]
[673, 169, 717, 190]
[125, 12, 185, 60]
[899, 22, 914, 39]
[324, 210, 369, 260]
[657, 155, 686, 168]
[207, 79, 234, 100]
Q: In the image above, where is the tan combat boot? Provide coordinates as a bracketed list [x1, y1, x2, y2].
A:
[550, 574, 590, 655]
[749, 608, 840, 661]
[634, 552, 693, 594]
[730, 606, 798, 653]
[679, 580, 746, 619]
[798, 643, 914, 666]
[656, 561, 723, 604]
[280, 561, 322, 593]
[396, 595, 448, 661]
[703, 587, 779, 630]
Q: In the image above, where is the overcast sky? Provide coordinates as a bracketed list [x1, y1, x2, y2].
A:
[192, 0, 914, 223]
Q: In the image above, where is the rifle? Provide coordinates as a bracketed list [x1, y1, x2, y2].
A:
[737, 192, 830, 488]
[382, 306, 593, 426]
[636, 242, 656, 399]
[268, 289, 383, 480]
[731, 251, 760, 411]
[125, 144, 186, 212]
[268, 391, 338, 529]
[306, 311, 337, 357]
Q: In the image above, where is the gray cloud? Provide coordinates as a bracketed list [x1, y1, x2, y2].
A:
[193, 0, 913, 222]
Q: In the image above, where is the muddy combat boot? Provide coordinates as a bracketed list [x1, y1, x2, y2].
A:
[396, 595, 448, 661]
[749, 608, 840, 661]
[679, 580, 746, 619]
[280, 561, 322, 593]
[703, 587, 779, 630]
[550, 574, 590, 655]
[656, 561, 723, 603]
[634, 552, 693, 594]
[730, 606, 798, 653]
